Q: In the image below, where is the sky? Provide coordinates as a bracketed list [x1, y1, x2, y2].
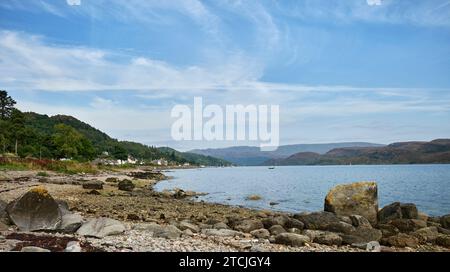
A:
[1, 0, 450, 151]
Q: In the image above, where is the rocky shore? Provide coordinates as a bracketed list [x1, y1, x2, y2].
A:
[0, 168, 449, 252]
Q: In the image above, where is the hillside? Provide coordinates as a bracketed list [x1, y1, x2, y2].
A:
[262, 139, 450, 165]
[190, 142, 384, 166]
[21, 112, 230, 166]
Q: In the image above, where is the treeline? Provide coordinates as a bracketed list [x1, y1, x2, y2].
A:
[0, 91, 230, 166]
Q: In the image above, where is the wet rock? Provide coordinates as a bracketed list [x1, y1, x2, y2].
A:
[324, 181, 378, 225]
[389, 219, 427, 233]
[385, 233, 419, 248]
[412, 227, 439, 243]
[294, 211, 341, 230]
[435, 234, 450, 247]
[59, 213, 83, 233]
[269, 225, 286, 236]
[202, 229, 245, 237]
[350, 215, 372, 228]
[274, 233, 310, 247]
[77, 217, 125, 238]
[178, 221, 200, 233]
[82, 180, 103, 190]
[400, 203, 418, 219]
[234, 219, 264, 233]
[21, 246, 51, 252]
[118, 180, 135, 192]
[441, 214, 450, 229]
[250, 228, 270, 239]
[378, 202, 402, 223]
[6, 188, 62, 231]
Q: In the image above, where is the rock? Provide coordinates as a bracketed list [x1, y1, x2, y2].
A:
[82, 180, 103, 190]
[350, 215, 372, 228]
[172, 188, 187, 199]
[178, 221, 200, 233]
[105, 177, 119, 183]
[285, 218, 304, 230]
[377, 224, 400, 238]
[338, 216, 353, 225]
[438, 227, 450, 235]
[6, 188, 62, 231]
[202, 229, 245, 237]
[262, 216, 288, 229]
[0, 199, 11, 225]
[234, 219, 264, 233]
[400, 203, 418, 219]
[87, 190, 101, 195]
[0, 221, 9, 231]
[64, 241, 82, 252]
[118, 180, 135, 192]
[386, 233, 419, 248]
[269, 225, 286, 235]
[441, 214, 450, 229]
[287, 228, 303, 234]
[76, 217, 125, 238]
[269, 202, 279, 206]
[274, 233, 310, 247]
[412, 227, 439, 243]
[183, 229, 194, 236]
[213, 222, 229, 230]
[154, 225, 182, 239]
[435, 234, 450, 247]
[21, 246, 51, 252]
[294, 211, 341, 230]
[313, 231, 343, 246]
[340, 227, 382, 245]
[378, 202, 402, 223]
[126, 214, 141, 221]
[389, 219, 427, 233]
[246, 195, 262, 201]
[418, 212, 429, 222]
[324, 181, 378, 225]
[327, 222, 355, 234]
[250, 228, 270, 239]
[366, 241, 381, 252]
[59, 213, 83, 233]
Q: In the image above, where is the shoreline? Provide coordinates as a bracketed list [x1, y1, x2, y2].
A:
[1, 167, 449, 252]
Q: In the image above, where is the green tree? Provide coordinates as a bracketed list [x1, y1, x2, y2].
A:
[0, 91, 16, 120]
[52, 124, 95, 160]
[111, 144, 128, 161]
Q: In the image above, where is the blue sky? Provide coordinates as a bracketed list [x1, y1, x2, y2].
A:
[1, 0, 450, 150]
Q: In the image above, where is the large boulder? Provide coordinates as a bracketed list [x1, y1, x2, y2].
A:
[378, 202, 402, 223]
[274, 233, 310, 247]
[400, 203, 418, 219]
[269, 225, 286, 235]
[303, 230, 343, 246]
[412, 227, 439, 243]
[0, 199, 10, 225]
[6, 188, 62, 231]
[82, 181, 103, 190]
[76, 217, 125, 238]
[250, 228, 270, 239]
[389, 219, 427, 233]
[340, 227, 382, 244]
[441, 214, 450, 229]
[324, 181, 378, 225]
[118, 180, 135, 192]
[385, 233, 419, 248]
[59, 213, 84, 233]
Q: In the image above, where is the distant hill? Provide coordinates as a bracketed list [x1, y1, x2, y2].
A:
[23, 112, 231, 166]
[190, 142, 384, 166]
[262, 139, 450, 165]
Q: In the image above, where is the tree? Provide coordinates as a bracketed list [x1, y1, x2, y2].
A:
[111, 144, 128, 161]
[0, 91, 16, 120]
[52, 124, 95, 160]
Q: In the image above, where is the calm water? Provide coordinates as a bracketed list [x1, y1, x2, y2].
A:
[155, 165, 450, 216]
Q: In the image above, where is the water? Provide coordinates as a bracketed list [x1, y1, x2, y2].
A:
[155, 165, 450, 216]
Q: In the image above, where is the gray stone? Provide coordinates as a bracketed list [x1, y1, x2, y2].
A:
[314, 231, 343, 246]
[412, 227, 439, 243]
[250, 228, 270, 239]
[82, 180, 103, 190]
[324, 181, 378, 225]
[118, 179, 135, 192]
[64, 241, 82, 252]
[0, 221, 9, 231]
[213, 222, 229, 230]
[0, 199, 11, 225]
[269, 225, 286, 236]
[285, 218, 304, 230]
[389, 219, 427, 233]
[350, 215, 372, 228]
[274, 233, 310, 247]
[153, 225, 182, 239]
[378, 202, 402, 223]
[294, 211, 341, 230]
[261, 216, 288, 229]
[386, 233, 419, 248]
[202, 228, 245, 237]
[377, 224, 400, 238]
[21, 246, 51, 252]
[338, 216, 353, 225]
[59, 213, 83, 233]
[400, 203, 418, 219]
[178, 221, 200, 233]
[327, 221, 355, 234]
[76, 217, 125, 238]
[6, 188, 62, 231]
[340, 227, 382, 244]
[234, 219, 264, 233]
[366, 241, 381, 252]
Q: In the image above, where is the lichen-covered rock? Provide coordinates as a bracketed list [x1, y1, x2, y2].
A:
[412, 227, 439, 243]
[386, 233, 419, 248]
[350, 215, 372, 228]
[118, 179, 135, 192]
[274, 233, 310, 247]
[324, 181, 378, 225]
[6, 187, 62, 231]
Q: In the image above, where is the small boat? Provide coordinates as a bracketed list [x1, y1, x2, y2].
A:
[268, 166, 275, 170]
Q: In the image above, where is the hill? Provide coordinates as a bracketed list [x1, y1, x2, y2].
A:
[190, 142, 384, 166]
[262, 139, 450, 165]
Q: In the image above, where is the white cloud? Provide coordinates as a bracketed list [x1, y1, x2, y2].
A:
[367, 0, 382, 6]
[66, 0, 81, 6]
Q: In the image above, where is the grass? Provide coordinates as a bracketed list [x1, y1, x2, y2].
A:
[0, 157, 98, 175]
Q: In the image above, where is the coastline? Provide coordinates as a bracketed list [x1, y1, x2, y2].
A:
[1, 167, 449, 252]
